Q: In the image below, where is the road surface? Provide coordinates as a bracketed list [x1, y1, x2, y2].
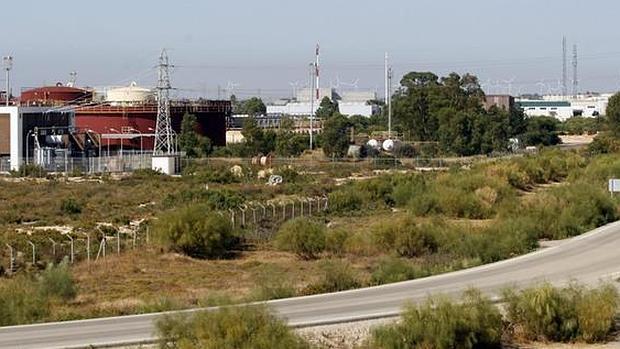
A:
[1, 220, 620, 349]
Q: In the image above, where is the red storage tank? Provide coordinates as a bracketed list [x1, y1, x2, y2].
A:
[21, 84, 92, 106]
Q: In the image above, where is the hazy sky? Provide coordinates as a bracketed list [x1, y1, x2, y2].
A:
[4, 0, 620, 100]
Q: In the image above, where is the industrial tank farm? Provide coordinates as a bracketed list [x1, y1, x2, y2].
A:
[20, 84, 92, 106]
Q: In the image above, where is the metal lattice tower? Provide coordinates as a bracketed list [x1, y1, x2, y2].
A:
[153, 49, 175, 155]
[562, 36, 568, 97]
[572, 44, 578, 98]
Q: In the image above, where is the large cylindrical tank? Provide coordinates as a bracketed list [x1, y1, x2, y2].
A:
[106, 82, 153, 105]
[21, 84, 92, 106]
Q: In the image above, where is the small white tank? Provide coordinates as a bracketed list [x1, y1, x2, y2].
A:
[367, 139, 380, 150]
[382, 139, 401, 152]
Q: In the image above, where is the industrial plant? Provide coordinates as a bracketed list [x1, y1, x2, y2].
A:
[0, 52, 231, 173]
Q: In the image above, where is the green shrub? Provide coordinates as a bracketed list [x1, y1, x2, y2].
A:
[370, 289, 503, 349]
[302, 259, 361, 295]
[372, 217, 439, 258]
[370, 257, 426, 285]
[250, 266, 296, 301]
[60, 198, 82, 215]
[325, 228, 349, 256]
[576, 284, 619, 342]
[38, 260, 77, 301]
[517, 182, 617, 240]
[275, 218, 326, 260]
[465, 217, 539, 263]
[327, 187, 368, 214]
[156, 306, 311, 349]
[154, 206, 239, 259]
[0, 276, 49, 326]
[10, 164, 46, 178]
[503, 283, 619, 343]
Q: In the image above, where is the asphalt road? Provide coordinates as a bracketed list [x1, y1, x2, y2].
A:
[1, 221, 620, 349]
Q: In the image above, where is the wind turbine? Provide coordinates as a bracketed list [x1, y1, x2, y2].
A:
[340, 78, 360, 91]
[536, 80, 547, 96]
[503, 77, 516, 96]
[225, 81, 240, 99]
[289, 81, 300, 99]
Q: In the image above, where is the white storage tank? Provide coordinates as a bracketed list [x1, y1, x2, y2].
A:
[106, 82, 153, 105]
[367, 139, 381, 150]
[382, 139, 401, 152]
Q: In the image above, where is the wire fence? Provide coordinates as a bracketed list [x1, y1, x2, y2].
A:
[0, 151, 518, 176]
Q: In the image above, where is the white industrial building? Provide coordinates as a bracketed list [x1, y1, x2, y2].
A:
[267, 88, 379, 117]
[517, 93, 612, 121]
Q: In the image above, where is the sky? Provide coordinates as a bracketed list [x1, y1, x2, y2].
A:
[3, 0, 620, 100]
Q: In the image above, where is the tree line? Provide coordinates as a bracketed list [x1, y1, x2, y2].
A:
[180, 73, 620, 159]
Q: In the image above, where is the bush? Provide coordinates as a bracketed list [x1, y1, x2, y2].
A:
[156, 306, 311, 349]
[370, 289, 503, 349]
[275, 218, 326, 260]
[154, 206, 239, 259]
[60, 198, 82, 215]
[0, 262, 77, 326]
[503, 283, 618, 343]
[370, 257, 426, 285]
[325, 229, 349, 256]
[38, 260, 77, 301]
[517, 182, 617, 240]
[328, 187, 369, 214]
[0, 276, 48, 326]
[302, 259, 361, 295]
[372, 216, 439, 258]
[250, 266, 296, 301]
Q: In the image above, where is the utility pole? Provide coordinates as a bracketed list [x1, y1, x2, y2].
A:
[315, 43, 320, 101]
[562, 36, 567, 98]
[384, 52, 389, 109]
[3, 56, 13, 107]
[572, 44, 578, 98]
[309, 62, 315, 150]
[153, 49, 175, 155]
[388, 66, 393, 139]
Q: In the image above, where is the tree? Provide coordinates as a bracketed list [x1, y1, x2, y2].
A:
[322, 113, 351, 158]
[179, 113, 213, 157]
[606, 92, 620, 137]
[315, 97, 338, 119]
[238, 97, 266, 116]
[179, 113, 200, 157]
[522, 116, 561, 146]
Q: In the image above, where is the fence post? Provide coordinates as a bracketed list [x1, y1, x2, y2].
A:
[27, 240, 36, 265]
[239, 205, 247, 226]
[229, 209, 236, 228]
[5, 244, 14, 273]
[117, 229, 121, 255]
[49, 238, 57, 258]
[82, 233, 91, 262]
[67, 235, 74, 263]
[257, 203, 266, 220]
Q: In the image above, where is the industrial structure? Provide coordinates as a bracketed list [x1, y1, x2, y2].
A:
[266, 87, 379, 117]
[516, 93, 611, 121]
[0, 62, 231, 172]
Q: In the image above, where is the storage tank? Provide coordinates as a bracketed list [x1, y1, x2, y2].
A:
[21, 84, 92, 106]
[106, 82, 153, 105]
[382, 139, 401, 152]
[367, 139, 380, 150]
